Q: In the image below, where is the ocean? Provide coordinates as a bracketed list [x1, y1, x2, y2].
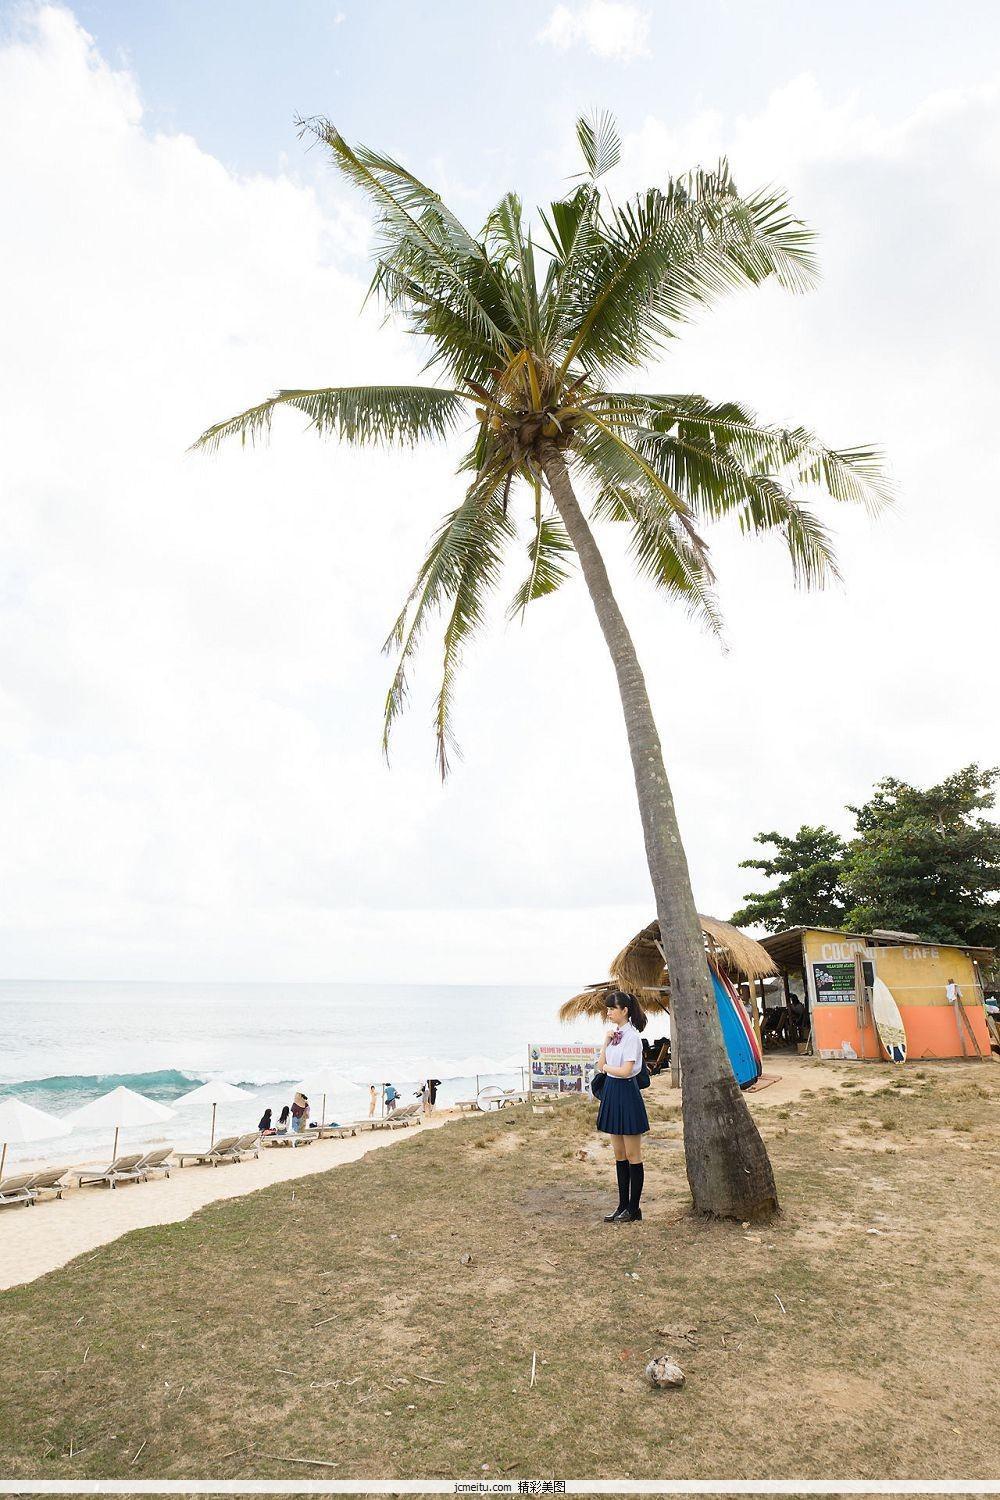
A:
[0, 980, 602, 1169]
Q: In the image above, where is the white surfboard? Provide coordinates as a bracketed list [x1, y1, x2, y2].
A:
[871, 977, 907, 1063]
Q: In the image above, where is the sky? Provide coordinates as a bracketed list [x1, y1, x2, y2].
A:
[1, 0, 998, 985]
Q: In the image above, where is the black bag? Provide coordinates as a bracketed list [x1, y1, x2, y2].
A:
[637, 1063, 651, 1091]
[590, 1070, 606, 1098]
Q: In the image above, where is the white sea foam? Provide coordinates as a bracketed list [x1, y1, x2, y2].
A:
[0, 979, 600, 1169]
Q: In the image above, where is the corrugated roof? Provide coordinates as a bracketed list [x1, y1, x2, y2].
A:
[758, 927, 995, 967]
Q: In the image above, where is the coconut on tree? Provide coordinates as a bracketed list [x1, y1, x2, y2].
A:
[195, 112, 890, 1220]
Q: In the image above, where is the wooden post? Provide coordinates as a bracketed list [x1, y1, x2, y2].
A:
[854, 951, 867, 1062]
[747, 977, 764, 1051]
[952, 986, 984, 1059]
[653, 939, 681, 1089]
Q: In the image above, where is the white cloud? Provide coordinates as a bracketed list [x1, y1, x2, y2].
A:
[0, 11, 998, 986]
[538, 1, 650, 62]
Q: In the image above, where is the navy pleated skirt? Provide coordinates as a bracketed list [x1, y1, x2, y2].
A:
[596, 1075, 649, 1136]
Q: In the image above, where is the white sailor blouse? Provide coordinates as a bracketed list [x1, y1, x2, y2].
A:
[604, 1022, 643, 1078]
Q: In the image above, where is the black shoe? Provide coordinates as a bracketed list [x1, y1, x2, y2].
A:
[619, 1208, 643, 1222]
[603, 1206, 630, 1223]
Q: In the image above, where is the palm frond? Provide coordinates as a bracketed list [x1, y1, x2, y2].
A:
[485, 192, 541, 347]
[191, 385, 469, 453]
[589, 480, 724, 637]
[300, 118, 514, 360]
[557, 166, 818, 378]
[573, 415, 709, 559]
[584, 394, 852, 587]
[382, 462, 515, 765]
[576, 110, 622, 181]
[539, 184, 602, 350]
[600, 392, 893, 521]
[508, 511, 574, 620]
[431, 483, 517, 778]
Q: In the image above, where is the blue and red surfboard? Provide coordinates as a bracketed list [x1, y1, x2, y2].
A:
[710, 965, 763, 1089]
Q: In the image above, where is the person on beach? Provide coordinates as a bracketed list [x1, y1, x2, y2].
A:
[277, 1104, 290, 1131]
[290, 1092, 308, 1132]
[596, 990, 649, 1224]
[420, 1080, 432, 1116]
[384, 1083, 398, 1113]
[369, 1085, 377, 1118]
[258, 1108, 272, 1133]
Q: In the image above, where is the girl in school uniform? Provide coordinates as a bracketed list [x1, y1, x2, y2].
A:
[596, 990, 649, 1223]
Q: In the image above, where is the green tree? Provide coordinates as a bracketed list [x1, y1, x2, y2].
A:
[195, 113, 889, 1220]
[844, 765, 1000, 946]
[731, 825, 848, 932]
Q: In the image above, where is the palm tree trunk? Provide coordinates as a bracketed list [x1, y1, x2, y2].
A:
[539, 441, 778, 1221]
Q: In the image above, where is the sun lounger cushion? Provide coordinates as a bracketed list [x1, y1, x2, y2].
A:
[72, 1153, 147, 1188]
[25, 1167, 69, 1198]
[0, 1173, 37, 1206]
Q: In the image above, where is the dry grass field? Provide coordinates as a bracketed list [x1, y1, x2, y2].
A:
[1, 1058, 997, 1484]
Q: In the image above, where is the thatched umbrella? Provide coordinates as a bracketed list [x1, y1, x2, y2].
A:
[562, 915, 777, 1087]
[559, 914, 777, 1024]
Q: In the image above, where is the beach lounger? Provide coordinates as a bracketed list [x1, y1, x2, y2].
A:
[24, 1167, 69, 1200]
[71, 1153, 148, 1189]
[262, 1130, 314, 1148]
[175, 1135, 242, 1167]
[385, 1102, 421, 1127]
[315, 1124, 355, 1139]
[0, 1173, 37, 1208]
[133, 1147, 173, 1178]
[231, 1131, 261, 1159]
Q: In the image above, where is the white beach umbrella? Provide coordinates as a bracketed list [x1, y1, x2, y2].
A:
[174, 1078, 256, 1147]
[65, 1085, 174, 1163]
[294, 1069, 368, 1127]
[0, 1097, 73, 1179]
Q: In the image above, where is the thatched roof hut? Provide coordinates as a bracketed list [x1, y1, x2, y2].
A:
[559, 914, 777, 1022]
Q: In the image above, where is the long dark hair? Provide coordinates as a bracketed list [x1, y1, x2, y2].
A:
[606, 989, 647, 1033]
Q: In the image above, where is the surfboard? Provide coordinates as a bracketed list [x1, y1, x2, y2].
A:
[710, 969, 762, 1089]
[871, 976, 907, 1063]
[719, 969, 763, 1069]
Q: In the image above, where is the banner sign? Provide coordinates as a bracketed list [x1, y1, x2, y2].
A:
[528, 1043, 599, 1094]
[812, 960, 856, 1004]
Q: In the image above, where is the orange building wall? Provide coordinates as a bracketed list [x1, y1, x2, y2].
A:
[802, 931, 990, 1062]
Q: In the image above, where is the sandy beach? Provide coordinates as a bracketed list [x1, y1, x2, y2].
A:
[0, 1056, 892, 1293]
[0, 1111, 459, 1292]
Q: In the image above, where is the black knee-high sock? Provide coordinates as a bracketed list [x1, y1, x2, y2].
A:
[614, 1158, 630, 1210]
[628, 1162, 644, 1214]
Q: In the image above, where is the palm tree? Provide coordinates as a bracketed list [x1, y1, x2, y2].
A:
[195, 113, 889, 1220]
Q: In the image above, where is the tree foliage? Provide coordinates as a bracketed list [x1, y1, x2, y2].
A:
[194, 112, 890, 776]
[732, 765, 1000, 947]
[843, 765, 1000, 947]
[731, 825, 848, 932]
